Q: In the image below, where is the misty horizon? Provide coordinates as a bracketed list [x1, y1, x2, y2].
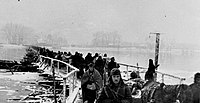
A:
[0, 0, 200, 46]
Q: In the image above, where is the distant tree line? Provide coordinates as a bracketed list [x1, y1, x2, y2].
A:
[92, 31, 121, 47]
[46, 33, 68, 47]
[1, 23, 37, 45]
[0, 23, 69, 47]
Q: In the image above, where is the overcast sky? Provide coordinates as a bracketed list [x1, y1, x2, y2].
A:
[0, 0, 200, 45]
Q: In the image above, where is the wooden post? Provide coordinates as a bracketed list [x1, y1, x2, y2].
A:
[155, 33, 160, 67]
[150, 32, 161, 81]
[162, 74, 164, 83]
[136, 63, 140, 78]
[155, 33, 160, 82]
[52, 60, 57, 103]
[57, 61, 59, 74]
[63, 78, 67, 103]
[126, 66, 129, 80]
[67, 65, 69, 73]
[72, 72, 75, 91]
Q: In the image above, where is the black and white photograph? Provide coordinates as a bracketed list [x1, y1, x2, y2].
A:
[0, 0, 200, 103]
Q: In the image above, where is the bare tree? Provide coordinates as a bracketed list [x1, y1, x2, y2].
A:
[1, 23, 35, 45]
[92, 31, 121, 47]
[45, 33, 68, 47]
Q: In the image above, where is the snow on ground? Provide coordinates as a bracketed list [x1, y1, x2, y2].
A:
[0, 44, 26, 49]
[0, 72, 40, 103]
[0, 72, 40, 81]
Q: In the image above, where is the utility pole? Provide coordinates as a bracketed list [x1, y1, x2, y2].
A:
[150, 32, 161, 81]
[150, 32, 161, 67]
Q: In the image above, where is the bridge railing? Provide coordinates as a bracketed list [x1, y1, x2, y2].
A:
[38, 55, 80, 103]
[118, 63, 186, 84]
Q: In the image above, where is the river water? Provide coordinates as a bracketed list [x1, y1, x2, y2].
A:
[56, 46, 200, 84]
[0, 44, 200, 102]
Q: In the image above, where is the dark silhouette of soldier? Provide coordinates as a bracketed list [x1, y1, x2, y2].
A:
[95, 56, 104, 79]
[190, 72, 200, 103]
[145, 59, 159, 81]
[107, 57, 119, 77]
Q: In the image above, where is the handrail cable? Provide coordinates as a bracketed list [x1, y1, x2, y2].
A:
[118, 62, 185, 84]
[39, 55, 80, 103]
